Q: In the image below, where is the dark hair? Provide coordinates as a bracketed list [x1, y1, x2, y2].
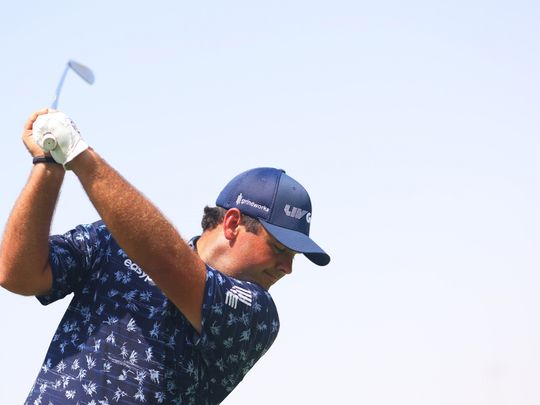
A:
[201, 206, 261, 234]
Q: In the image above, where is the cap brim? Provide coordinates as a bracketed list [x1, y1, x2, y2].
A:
[259, 220, 330, 266]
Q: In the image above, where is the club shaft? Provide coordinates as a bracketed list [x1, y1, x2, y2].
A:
[51, 64, 70, 109]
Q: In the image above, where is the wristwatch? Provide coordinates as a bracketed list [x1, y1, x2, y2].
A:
[32, 155, 59, 165]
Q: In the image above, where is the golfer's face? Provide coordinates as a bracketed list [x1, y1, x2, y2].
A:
[232, 227, 296, 290]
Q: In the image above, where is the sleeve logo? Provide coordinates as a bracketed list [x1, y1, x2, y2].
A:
[225, 286, 253, 309]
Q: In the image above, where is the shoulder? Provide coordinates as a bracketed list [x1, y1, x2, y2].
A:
[197, 267, 280, 397]
[201, 266, 280, 340]
[48, 220, 114, 270]
[205, 267, 277, 310]
[50, 220, 111, 244]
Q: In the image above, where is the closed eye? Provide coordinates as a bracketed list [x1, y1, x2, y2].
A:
[270, 242, 296, 260]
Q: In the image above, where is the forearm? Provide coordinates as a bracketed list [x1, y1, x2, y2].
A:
[69, 148, 206, 330]
[0, 163, 64, 294]
[69, 149, 194, 277]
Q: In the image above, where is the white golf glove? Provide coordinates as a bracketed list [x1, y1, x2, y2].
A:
[32, 111, 89, 167]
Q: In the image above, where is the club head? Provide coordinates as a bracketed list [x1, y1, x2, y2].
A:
[51, 60, 95, 109]
[68, 60, 95, 85]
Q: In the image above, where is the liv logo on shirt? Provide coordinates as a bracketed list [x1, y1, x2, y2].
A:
[225, 286, 253, 309]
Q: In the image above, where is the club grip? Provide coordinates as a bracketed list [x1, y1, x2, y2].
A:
[42, 132, 57, 152]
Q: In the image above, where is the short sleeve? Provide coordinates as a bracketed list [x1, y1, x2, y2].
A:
[198, 267, 280, 396]
[37, 221, 111, 305]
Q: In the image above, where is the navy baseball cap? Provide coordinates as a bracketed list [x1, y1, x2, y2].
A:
[216, 167, 330, 266]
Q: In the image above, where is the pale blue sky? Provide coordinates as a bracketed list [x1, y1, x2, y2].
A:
[1, 1, 540, 404]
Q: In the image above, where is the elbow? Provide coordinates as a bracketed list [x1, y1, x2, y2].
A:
[0, 248, 13, 289]
[0, 257, 9, 290]
[0, 269, 19, 294]
[0, 267, 20, 294]
[0, 276, 41, 296]
[0, 261, 41, 296]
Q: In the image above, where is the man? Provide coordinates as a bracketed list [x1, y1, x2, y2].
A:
[0, 109, 330, 404]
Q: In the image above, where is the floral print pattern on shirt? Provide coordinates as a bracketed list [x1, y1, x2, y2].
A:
[25, 221, 279, 405]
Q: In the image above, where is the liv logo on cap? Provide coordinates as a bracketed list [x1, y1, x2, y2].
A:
[216, 167, 330, 266]
[284, 204, 311, 223]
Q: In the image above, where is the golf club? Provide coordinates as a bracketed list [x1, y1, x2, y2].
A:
[42, 60, 95, 151]
[51, 60, 95, 109]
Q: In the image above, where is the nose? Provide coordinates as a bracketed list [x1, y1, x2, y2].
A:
[277, 255, 294, 275]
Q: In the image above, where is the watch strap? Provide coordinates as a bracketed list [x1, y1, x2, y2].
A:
[32, 155, 59, 165]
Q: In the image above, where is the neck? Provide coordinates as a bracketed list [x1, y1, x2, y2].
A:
[196, 227, 233, 274]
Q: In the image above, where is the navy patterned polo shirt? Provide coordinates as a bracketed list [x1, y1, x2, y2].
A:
[25, 221, 279, 404]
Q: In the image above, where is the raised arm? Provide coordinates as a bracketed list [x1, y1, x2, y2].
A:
[0, 109, 64, 296]
[68, 149, 207, 332]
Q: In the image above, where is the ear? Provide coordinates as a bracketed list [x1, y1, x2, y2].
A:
[222, 208, 242, 241]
